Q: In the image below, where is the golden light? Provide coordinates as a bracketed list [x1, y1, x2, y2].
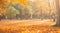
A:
[27, 0, 36, 2]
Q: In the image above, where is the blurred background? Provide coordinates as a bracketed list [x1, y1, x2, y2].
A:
[0, 0, 57, 21]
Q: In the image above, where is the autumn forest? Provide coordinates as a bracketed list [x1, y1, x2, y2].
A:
[0, 0, 60, 33]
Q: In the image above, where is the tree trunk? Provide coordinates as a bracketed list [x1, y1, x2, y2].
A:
[55, 0, 60, 26]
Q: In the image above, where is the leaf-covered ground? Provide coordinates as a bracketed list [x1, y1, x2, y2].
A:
[0, 20, 60, 33]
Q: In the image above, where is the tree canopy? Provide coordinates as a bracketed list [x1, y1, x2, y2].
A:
[10, 0, 28, 8]
[0, 0, 28, 16]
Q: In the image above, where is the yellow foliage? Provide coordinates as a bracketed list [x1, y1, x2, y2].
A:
[0, 0, 10, 16]
[10, 0, 28, 8]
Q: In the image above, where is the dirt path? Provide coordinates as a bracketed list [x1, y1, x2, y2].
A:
[0, 20, 56, 26]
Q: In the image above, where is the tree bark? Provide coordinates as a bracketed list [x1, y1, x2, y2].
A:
[55, 0, 60, 26]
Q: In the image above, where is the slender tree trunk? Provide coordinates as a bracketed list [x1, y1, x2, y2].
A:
[55, 0, 60, 26]
[48, 0, 52, 20]
[20, 10, 23, 20]
[40, 6, 43, 20]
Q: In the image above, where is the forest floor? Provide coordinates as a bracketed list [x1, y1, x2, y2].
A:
[0, 19, 60, 33]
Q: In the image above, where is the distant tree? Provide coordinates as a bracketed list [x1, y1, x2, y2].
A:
[6, 5, 20, 19]
[12, 4, 25, 19]
[0, 0, 10, 20]
[0, 0, 28, 20]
